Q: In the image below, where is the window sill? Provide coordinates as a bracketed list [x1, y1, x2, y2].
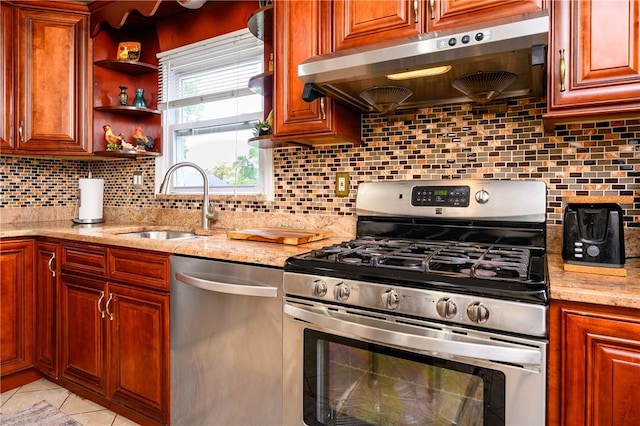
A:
[155, 193, 269, 203]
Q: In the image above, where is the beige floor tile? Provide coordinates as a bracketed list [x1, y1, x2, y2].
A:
[60, 393, 106, 415]
[0, 388, 18, 407]
[70, 409, 117, 426]
[15, 378, 63, 392]
[113, 414, 142, 426]
[0, 387, 70, 413]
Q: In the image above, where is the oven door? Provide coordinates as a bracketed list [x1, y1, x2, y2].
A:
[283, 298, 546, 426]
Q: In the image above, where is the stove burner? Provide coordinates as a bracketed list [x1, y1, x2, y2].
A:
[302, 238, 536, 282]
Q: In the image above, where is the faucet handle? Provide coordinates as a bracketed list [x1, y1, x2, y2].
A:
[206, 201, 216, 220]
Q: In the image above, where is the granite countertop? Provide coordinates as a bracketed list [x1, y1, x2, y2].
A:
[2, 221, 640, 310]
[0, 221, 347, 268]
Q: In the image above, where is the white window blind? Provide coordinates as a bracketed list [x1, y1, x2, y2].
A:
[157, 28, 263, 111]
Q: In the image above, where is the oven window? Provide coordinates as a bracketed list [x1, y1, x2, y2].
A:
[303, 330, 505, 426]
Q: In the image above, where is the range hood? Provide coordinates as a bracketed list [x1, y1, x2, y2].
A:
[299, 11, 549, 112]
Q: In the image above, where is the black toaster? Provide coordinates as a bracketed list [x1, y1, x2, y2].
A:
[562, 203, 625, 267]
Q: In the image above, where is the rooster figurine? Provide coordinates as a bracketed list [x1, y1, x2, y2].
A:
[103, 124, 124, 150]
[132, 127, 154, 150]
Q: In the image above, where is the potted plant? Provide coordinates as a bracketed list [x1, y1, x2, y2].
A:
[253, 120, 271, 137]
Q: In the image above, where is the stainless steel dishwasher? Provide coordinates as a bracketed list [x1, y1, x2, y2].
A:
[170, 255, 283, 425]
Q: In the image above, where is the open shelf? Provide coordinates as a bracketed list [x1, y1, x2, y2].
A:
[94, 59, 158, 75]
[94, 105, 160, 116]
[248, 71, 273, 96]
[247, 5, 273, 42]
[94, 150, 161, 158]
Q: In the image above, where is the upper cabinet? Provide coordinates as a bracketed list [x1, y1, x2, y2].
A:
[333, 0, 423, 51]
[332, 0, 545, 50]
[543, 0, 640, 130]
[1, 1, 91, 155]
[271, 0, 361, 147]
[1, 3, 12, 151]
[428, 0, 545, 30]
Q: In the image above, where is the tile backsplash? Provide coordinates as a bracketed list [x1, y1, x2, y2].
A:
[1, 96, 638, 227]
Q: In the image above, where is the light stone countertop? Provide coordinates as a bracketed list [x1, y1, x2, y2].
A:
[0, 221, 348, 268]
[2, 221, 639, 310]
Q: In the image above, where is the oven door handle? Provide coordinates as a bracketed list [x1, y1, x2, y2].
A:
[176, 272, 278, 298]
[284, 303, 542, 366]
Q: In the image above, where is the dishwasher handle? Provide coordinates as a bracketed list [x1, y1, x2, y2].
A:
[175, 271, 278, 298]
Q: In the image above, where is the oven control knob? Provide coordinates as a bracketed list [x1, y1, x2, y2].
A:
[474, 189, 490, 204]
[334, 283, 351, 301]
[382, 289, 400, 310]
[436, 297, 457, 319]
[312, 280, 328, 297]
[467, 302, 490, 324]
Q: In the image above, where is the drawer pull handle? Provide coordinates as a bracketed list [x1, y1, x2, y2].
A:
[97, 291, 105, 318]
[47, 253, 56, 277]
[105, 293, 114, 321]
[559, 48, 566, 92]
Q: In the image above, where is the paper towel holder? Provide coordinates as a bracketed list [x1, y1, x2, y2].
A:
[72, 186, 105, 224]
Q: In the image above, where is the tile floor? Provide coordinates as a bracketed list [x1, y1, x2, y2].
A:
[0, 378, 140, 426]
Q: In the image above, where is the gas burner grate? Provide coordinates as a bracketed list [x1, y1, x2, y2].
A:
[305, 238, 534, 282]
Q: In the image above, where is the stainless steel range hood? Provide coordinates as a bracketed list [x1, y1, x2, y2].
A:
[299, 11, 549, 112]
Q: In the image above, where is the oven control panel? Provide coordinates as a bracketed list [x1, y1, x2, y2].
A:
[411, 186, 470, 207]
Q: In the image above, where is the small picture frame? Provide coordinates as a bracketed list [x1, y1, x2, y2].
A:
[117, 42, 141, 61]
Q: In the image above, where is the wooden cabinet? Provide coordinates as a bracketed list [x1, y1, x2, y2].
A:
[2, 1, 91, 155]
[428, 0, 545, 31]
[271, 0, 361, 147]
[59, 242, 169, 425]
[0, 239, 34, 389]
[34, 240, 59, 378]
[1, 2, 12, 150]
[544, 0, 640, 129]
[333, 0, 423, 51]
[549, 300, 640, 425]
[332, 0, 545, 50]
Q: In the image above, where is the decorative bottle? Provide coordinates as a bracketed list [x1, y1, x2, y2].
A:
[132, 88, 147, 108]
[118, 86, 128, 106]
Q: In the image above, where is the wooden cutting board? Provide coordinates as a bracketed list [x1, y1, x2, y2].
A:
[226, 228, 332, 245]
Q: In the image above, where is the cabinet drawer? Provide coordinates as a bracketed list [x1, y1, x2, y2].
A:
[108, 249, 170, 291]
[61, 243, 107, 276]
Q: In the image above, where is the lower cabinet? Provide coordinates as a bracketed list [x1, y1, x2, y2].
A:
[0, 239, 34, 389]
[59, 242, 170, 425]
[34, 239, 59, 378]
[549, 300, 640, 425]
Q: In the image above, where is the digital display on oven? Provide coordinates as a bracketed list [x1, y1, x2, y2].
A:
[412, 186, 471, 207]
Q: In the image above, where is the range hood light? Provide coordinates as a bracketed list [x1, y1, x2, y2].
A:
[386, 65, 452, 81]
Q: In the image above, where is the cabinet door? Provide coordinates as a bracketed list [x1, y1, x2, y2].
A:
[15, 7, 90, 153]
[273, 0, 361, 145]
[333, 0, 423, 51]
[108, 283, 169, 424]
[545, 0, 640, 120]
[0, 239, 34, 377]
[428, 0, 544, 30]
[0, 2, 12, 151]
[34, 240, 59, 378]
[59, 273, 108, 397]
[551, 302, 640, 425]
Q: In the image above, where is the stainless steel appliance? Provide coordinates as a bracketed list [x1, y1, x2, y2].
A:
[298, 11, 548, 111]
[283, 180, 548, 425]
[171, 255, 283, 425]
[562, 203, 625, 267]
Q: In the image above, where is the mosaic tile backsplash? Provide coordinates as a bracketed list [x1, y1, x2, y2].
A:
[1, 96, 639, 227]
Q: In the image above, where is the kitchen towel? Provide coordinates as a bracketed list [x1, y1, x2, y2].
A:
[78, 178, 104, 221]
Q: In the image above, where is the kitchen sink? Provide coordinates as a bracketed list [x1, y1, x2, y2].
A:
[117, 230, 198, 241]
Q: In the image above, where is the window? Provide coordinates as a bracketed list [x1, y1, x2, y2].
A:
[156, 29, 272, 198]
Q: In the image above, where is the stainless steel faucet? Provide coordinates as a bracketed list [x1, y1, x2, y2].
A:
[159, 162, 216, 230]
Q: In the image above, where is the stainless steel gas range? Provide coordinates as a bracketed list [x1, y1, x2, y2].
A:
[283, 179, 548, 426]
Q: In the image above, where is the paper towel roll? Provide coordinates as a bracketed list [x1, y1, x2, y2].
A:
[78, 178, 104, 221]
